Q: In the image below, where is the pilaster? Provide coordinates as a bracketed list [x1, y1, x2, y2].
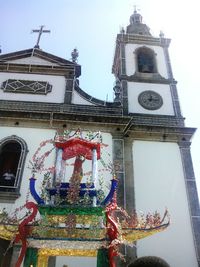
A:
[112, 135, 136, 266]
[112, 137, 125, 208]
[121, 80, 129, 115]
[179, 141, 200, 266]
[64, 78, 74, 104]
[162, 43, 183, 120]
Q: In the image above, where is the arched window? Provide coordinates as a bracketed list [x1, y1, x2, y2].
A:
[136, 47, 157, 73]
[0, 136, 28, 198]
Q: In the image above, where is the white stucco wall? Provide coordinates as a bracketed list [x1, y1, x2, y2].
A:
[125, 44, 168, 78]
[0, 72, 66, 103]
[132, 140, 198, 267]
[56, 256, 97, 267]
[72, 90, 94, 105]
[127, 82, 174, 115]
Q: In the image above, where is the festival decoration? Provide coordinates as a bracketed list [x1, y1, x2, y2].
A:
[0, 129, 170, 267]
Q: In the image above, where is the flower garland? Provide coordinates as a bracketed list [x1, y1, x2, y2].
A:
[29, 139, 55, 174]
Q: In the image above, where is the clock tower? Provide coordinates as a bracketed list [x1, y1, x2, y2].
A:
[112, 9, 200, 267]
[113, 9, 182, 120]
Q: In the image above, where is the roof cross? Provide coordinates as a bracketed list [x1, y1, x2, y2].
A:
[31, 25, 50, 49]
[133, 4, 140, 13]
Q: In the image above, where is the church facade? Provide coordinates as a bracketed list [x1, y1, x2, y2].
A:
[0, 9, 199, 267]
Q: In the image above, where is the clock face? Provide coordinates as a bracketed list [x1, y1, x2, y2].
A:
[138, 90, 163, 110]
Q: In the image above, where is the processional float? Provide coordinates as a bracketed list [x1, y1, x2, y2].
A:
[0, 130, 170, 267]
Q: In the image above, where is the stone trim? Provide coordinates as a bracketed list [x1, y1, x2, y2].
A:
[120, 73, 171, 84]
[0, 48, 81, 77]
[0, 191, 21, 202]
[120, 43, 126, 75]
[179, 142, 200, 265]
[126, 124, 196, 143]
[163, 45, 174, 79]
[116, 33, 171, 47]
[0, 100, 122, 115]
[113, 138, 125, 207]
[122, 138, 137, 265]
[1, 79, 52, 95]
[112, 40, 121, 76]
[162, 45, 183, 118]
[0, 135, 28, 202]
[64, 78, 74, 104]
[74, 84, 122, 107]
[124, 139, 135, 213]
[128, 114, 185, 127]
[170, 83, 183, 118]
[113, 137, 136, 266]
[121, 80, 128, 115]
[0, 62, 76, 77]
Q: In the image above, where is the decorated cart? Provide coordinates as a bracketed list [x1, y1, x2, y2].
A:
[0, 130, 170, 267]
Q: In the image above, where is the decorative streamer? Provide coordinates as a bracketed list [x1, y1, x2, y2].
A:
[97, 248, 109, 267]
[101, 178, 118, 205]
[30, 177, 45, 204]
[14, 202, 38, 267]
[23, 248, 38, 267]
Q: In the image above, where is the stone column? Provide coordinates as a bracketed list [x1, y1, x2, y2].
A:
[113, 136, 136, 266]
[179, 141, 200, 265]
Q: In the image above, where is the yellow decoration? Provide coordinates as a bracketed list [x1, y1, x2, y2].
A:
[0, 225, 18, 240]
[122, 225, 168, 243]
[37, 248, 97, 266]
[32, 226, 106, 239]
[38, 248, 97, 257]
[28, 239, 103, 250]
[37, 255, 48, 267]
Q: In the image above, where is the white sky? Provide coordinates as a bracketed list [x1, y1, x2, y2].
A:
[1, 0, 200, 197]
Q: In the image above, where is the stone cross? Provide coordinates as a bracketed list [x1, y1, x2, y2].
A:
[32, 25, 50, 48]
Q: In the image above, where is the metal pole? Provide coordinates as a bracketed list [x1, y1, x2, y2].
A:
[92, 148, 98, 206]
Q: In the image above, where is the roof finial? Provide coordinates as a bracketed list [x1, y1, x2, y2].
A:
[133, 4, 140, 13]
[31, 25, 51, 49]
[130, 5, 142, 24]
[159, 30, 165, 38]
[71, 48, 79, 63]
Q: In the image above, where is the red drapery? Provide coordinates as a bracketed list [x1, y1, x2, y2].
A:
[55, 138, 101, 160]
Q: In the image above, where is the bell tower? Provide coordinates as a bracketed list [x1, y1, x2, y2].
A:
[112, 9, 200, 267]
[113, 9, 182, 122]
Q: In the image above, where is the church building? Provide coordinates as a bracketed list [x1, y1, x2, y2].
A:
[0, 8, 199, 267]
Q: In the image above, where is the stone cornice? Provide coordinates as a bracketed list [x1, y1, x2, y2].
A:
[125, 124, 196, 143]
[0, 48, 81, 77]
[0, 62, 77, 77]
[0, 100, 191, 141]
[116, 33, 171, 47]
[128, 114, 185, 127]
[119, 73, 175, 84]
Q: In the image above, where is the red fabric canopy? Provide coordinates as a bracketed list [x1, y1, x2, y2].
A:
[55, 138, 101, 160]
